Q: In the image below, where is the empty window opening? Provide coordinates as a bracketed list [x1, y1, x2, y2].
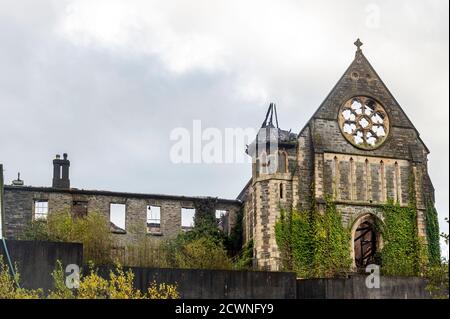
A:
[34, 200, 48, 220]
[215, 209, 226, 220]
[354, 220, 378, 269]
[279, 183, 284, 199]
[181, 208, 195, 230]
[147, 206, 161, 234]
[110, 203, 126, 233]
[215, 209, 227, 229]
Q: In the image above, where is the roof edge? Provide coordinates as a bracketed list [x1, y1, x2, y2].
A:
[4, 185, 242, 205]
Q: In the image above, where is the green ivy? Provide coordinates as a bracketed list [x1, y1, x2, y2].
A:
[379, 200, 427, 276]
[425, 200, 441, 266]
[275, 209, 312, 277]
[310, 201, 352, 278]
[233, 240, 253, 270]
[275, 200, 351, 278]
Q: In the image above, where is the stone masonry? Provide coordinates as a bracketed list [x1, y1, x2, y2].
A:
[1, 40, 436, 272]
[239, 40, 435, 271]
[3, 185, 240, 246]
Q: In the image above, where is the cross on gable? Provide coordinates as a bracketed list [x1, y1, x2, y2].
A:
[354, 38, 363, 51]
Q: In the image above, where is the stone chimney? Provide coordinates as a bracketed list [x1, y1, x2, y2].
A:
[11, 172, 24, 186]
[52, 153, 70, 189]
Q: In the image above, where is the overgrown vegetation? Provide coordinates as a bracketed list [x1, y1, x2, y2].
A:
[377, 200, 427, 276]
[0, 259, 179, 299]
[425, 217, 449, 299]
[21, 210, 113, 265]
[161, 198, 235, 270]
[425, 260, 449, 299]
[425, 200, 441, 266]
[275, 200, 352, 278]
[0, 257, 42, 299]
[21, 199, 248, 271]
[232, 240, 253, 270]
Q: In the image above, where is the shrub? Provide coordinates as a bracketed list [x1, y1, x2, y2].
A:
[120, 236, 171, 268]
[148, 280, 179, 299]
[48, 262, 178, 299]
[174, 237, 233, 270]
[425, 259, 449, 299]
[22, 210, 114, 265]
[47, 260, 75, 299]
[0, 257, 42, 299]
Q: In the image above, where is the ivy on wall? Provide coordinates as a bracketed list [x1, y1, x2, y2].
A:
[275, 200, 351, 278]
[425, 200, 441, 266]
[378, 200, 428, 276]
[275, 164, 441, 278]
[311, 201, 352, 277]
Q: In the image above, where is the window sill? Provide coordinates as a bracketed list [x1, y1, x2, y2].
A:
[111, 230, 127, 235]
[147, 232, 163, 236]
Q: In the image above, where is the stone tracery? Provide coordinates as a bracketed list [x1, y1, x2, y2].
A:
[339, 96, 389, 149]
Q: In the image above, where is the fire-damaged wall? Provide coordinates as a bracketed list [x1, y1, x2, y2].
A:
[2, 155, 241, 245]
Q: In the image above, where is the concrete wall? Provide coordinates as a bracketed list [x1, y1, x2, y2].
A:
[0, 240, 431, 299]
[0, 240, 83, 291]
[97, 266, 297, 299]
[296, 275, 431, 299]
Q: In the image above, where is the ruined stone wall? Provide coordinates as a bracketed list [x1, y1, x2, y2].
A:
[3, 186, 241, 246]
[249, 148, 296, 271]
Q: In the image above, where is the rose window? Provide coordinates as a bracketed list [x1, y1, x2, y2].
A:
[338, 96, 389, 149]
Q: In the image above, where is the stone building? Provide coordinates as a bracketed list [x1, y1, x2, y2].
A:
[238, 40, 434, 271]
[0, 40, 435, 272]
[1, 153, 241, 245]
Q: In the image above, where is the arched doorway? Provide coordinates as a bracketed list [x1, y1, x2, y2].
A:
[351, 214, 382, 270]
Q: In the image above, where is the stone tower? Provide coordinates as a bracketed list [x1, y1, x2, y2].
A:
[244, 103, 298, 270]
[240, 40, 435, 271]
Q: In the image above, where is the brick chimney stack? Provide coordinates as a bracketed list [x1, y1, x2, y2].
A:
[52, 153, 70, 189]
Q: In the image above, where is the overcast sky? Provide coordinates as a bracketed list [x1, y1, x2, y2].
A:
[0, 0, 448, 255]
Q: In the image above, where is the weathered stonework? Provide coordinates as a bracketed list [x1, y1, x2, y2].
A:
[1, 41, 436, 273]
[3, 186, 241, 246]
[240, 43, 435, 271]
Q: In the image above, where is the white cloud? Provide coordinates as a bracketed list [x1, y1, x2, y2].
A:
[59, 0, 229, 74]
